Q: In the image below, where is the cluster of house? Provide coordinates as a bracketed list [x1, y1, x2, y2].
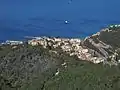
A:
[109, 24, 120, 28]
[27, 37, 104, 64]
[0, 36, 107, 64]
[1, 40, 24, 45]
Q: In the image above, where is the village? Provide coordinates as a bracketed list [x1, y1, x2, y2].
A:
[0, 36, 105, 64]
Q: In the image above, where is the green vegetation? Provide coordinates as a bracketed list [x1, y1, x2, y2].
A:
[44, 61, 120, 90]
[0, 45, 64, 90]
[1, 32, 120, 90]
[99, 28, 120, 48]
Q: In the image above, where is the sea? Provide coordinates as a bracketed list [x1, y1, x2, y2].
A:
[0, 0, 120, 42]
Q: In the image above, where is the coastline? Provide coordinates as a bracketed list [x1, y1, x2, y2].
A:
[1, 25, 120, 65]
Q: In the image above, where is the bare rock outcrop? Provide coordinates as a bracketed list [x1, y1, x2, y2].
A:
[82, 27, 120, 65]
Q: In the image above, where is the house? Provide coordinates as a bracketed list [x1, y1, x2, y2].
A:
[6, 40, 23, 45]
[109, 24, 120, 28]
[28, 39, 39, 46]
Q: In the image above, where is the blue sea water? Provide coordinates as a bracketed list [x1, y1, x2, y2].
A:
[0, 0, 120, 41]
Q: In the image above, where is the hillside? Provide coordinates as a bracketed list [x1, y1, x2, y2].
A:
[1, 27, 120, 90]
[0, 45, 65, 90]
[82, 27, 120, 65]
